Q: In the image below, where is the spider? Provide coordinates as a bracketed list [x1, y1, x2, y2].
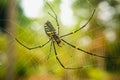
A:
[15, 2, 109, 70]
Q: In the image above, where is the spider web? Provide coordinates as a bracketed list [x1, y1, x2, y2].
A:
[0, 0, 120, 80]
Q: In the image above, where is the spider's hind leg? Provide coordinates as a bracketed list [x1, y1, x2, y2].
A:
[15, 38, 50, 50]
[46, 2, 60, 35]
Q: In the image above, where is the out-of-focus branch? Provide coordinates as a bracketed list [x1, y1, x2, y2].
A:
[5, 0, 16, 80]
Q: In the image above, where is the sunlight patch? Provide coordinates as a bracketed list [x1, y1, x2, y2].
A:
[20, 0, 44, 18]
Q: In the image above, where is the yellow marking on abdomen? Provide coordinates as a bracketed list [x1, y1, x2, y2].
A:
[47, 32, 52, 34]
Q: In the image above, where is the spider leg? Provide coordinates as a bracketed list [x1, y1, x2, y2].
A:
[46, 2, 60, 35]
[60, 8, 96, 38]
[48, 12, 56, 19]
[61, 39, 109, 58]
[15, 38, 50, 50]
[52, 41, 83, 70]
[47, 41, 52, 60]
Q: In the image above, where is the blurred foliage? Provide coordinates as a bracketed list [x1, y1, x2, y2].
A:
[0, 0, 120, 80]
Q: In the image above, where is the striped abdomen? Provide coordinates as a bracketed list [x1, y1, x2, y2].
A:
[44, 20, 61, 44]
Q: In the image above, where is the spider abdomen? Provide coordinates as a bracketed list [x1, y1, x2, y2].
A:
[44, 20, 61, 44]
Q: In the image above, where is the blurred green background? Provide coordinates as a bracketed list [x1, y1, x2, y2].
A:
[0, 0, 120, 80]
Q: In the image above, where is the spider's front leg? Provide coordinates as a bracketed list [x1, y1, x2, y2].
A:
[60, 8, 96, 38]
[52, 41, 83, 70]
[61, 39, 112, 59]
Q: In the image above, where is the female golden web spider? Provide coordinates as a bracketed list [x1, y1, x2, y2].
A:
[15, 2, 110, 70]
